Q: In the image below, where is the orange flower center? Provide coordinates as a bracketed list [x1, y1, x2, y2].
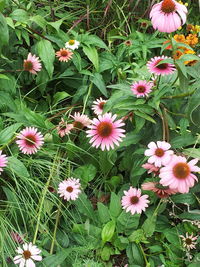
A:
[60, 50, 69, 57]
[25, 135, 36, 147]
[137, 86, 146, 93]
[155, 148, 164, 157]
[73, 121, 84, 129]
[185, 238, 192, 245]
[97, 121, 113, 137]
[99, 102, 105, 110]
[173, 162, 190, 179]
[66, 186, 73, 192]
[161, 0, 176, 13]
[130, 196, 139, 204]
[23, 250, 31, 259]
[173, 50, 183, 60]
[24, 61, 33, 71]
[68, 40, 75, 45]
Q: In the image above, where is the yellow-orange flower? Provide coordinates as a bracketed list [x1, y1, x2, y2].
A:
[184, 49, 196, 65]
[173, 50, 184, 60]
[174, 34, 185, 43]
[186, 34, 198, 47]
[186, 24, 194, 32]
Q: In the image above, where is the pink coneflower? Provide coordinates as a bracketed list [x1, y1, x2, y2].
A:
[57, 118, 73, 137]
[13, 242, 42, 266]
[23, 53, 42, 74]
[150, 0, 188, 33]
[131, 80, 153, 98]
[142, 182, 177, 198]
[16, 127, 44, 155]
[55, 48, 73, 62]
[58, 178, 81, 201]
[142, 163, 160, 176]
[147, 56, 176, 76]
[86, 113, 125, 151]
[180, 233, 198, 251]
[11, 232, 24, 244]
[144, 141, 174, 167]
[71, 112, 91, 130]
[0, 150, 8, 174]
[159, 155, 200, 193]
[91, 97, 107, 115]
[121, 187, 149, 215]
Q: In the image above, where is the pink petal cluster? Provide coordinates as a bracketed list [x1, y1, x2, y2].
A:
[71, 112, 91, 129]
[142, 181, 177, 198]
[91, 97, 107, 115]
[86, 113, 125, 151]
[142, 163, 160, 176]
[57, 118, 73, 137]
[144, 141, 174, 167]
[147, 56, 176, 76]
[16, 127, 44, 155]
[131, 80, 153, 98]
[23, 53, 42, 74]
[55, 48, 73, 62]
[121, 187, 149, 215]
[159, 155, 200, 193]
[150, 0, 188, 33]
[0, 150, 8, 174]
[58, 178, 81, 201]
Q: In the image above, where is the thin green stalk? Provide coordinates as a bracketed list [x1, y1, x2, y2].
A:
[82, 82, 93, 114]
[138, 243, 150, 267]
[50, 202, 62, 254]
[32, 152, 59, 244]
[162, 89, 195, 99]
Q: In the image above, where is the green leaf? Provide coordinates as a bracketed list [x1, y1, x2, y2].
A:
[0, 123, 22, 145]
[0, 12, 9, 50]
[73, 164, 97, 187]
[187, 87, 200, 126]
[37, 39, 55, 78]
[109, 192, 122, 218]
[75, 193, 95, 220]
[99, 150, 117, 174]
[10, 9, 29, 23]
[101, 220, 116, 243]
[163, 228, 180, 244]
[126, 243, 145, 266]
[91, 73, 107, 97]
[171, 193, 196, 205]
[83, 45, 99, 71]
[53, 91, 70, 106]
[8, 156, 30, 178]
[142, 215, 157, 237]
[0, 0, 6, 12]
[128, 229, 146, 243]
[134, 110, 156, 123]
[117, 211, 140, 232]
[97, 203, 110, 224]
[42, 249, 72, 266]
[30, 15, 47, 29]
[183, 148, 200, 159]
[48, 19, 63, 32]
[0, 74, 10, 80]
[22, 107, 47, 128]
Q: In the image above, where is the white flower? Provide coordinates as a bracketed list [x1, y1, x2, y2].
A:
[13, 242, 42, 267]
[65, 39, 80, 50]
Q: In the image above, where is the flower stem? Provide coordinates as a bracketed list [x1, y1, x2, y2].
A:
[50, 202, 62, 254]
[138, 243, 150, 266]
[32, 151, 59, 244]
[82, 82, 93, 114]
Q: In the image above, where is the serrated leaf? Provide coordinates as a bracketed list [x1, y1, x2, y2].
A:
[0, 123, 22, 145]
[36, 39, 55, 78]
[91, 73, 107, 97]
[83, 45, 99, 71]
[0, 12, 9, 50]
[8, 157, 30, 178]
